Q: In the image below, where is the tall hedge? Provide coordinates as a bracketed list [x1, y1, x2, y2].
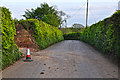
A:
[1, 7, 22, 69]
[63, 32, 81, 40]
[0, 7, 2, 70]
[18, 19, 64, 49]
[80, 11, 120, 58]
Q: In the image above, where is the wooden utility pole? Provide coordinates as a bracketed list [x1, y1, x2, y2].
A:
[86, 0, 89, 28]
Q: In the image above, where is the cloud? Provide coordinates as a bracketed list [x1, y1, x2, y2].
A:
[1, 0, 86, 3]
[1, 0, 119, 26]
[2, 0, 119, 3]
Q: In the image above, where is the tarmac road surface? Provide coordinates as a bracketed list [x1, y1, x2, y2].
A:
[2, 40, 118, 78]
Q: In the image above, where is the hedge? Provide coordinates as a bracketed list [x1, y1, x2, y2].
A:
[63, 11, 120, 59]
[18, 19, 64, 50]
[80, 11, 120, 58]
[1, 7, 22, 69]
[63, 32, 81, 40]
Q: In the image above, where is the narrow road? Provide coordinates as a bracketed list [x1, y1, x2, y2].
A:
[2, 40, 118, 78]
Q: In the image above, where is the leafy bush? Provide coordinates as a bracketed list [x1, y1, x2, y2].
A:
[23, 3, 61, 27]
[80, 11, 120, 59]
[60, 27, 84, 34]
[18, 19, 64, 49]
[63, 32, 81, 40]
[1, 7, 22, 69]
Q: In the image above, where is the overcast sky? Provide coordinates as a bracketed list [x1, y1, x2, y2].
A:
[1, 0, 119, 27]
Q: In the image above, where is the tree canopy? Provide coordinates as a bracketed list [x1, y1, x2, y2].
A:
[23, 3, 61, 27]
[72, 23, 84, 28]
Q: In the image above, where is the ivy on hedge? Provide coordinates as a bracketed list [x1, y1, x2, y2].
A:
[80, 11, 120, 58]
[18, 19, 64, 50]
[1, 7, 22, 69]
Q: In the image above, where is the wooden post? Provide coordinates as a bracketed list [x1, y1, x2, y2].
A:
[86, 0, 89, 28]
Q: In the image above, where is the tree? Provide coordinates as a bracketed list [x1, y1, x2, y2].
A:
[72, 23, 84, 28]
[23, 3, 61, 27]
[58, 11, 70, 28]
[43, 13, 61, 27]
[70, 23, 84, 32]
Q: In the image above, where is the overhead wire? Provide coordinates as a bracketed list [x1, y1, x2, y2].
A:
[61, 0, 87, 28]
[89, 6, 97, 24]
[70, 2, 86, 18]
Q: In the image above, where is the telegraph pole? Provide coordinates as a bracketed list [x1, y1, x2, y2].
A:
[86, 0, 89, 28]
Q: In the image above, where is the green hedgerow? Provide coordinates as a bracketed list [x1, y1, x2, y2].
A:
[18, 19, 64, 50]
[1, 7, 22, 69]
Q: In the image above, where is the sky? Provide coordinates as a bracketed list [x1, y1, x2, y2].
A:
[1, 0, 120, 27]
